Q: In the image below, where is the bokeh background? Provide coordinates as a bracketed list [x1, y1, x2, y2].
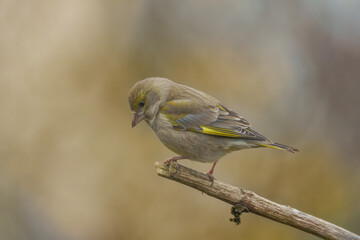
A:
[1, 0, 359, 239]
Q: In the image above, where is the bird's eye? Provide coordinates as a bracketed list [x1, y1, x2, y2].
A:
[139, 100, 145, 107]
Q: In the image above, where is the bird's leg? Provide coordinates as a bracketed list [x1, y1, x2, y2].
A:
[206, 162, 217, 185]
[163, 156, 185, 172]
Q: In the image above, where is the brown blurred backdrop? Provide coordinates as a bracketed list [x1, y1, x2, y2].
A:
[1, 0, 359, 239]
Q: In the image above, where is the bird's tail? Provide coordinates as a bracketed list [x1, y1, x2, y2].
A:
[258, 142, 299, 153]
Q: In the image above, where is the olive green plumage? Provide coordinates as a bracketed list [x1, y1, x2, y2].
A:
[128, 77, 298, 179]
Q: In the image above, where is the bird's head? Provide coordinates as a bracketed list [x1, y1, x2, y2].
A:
[128, 77, 172, 127]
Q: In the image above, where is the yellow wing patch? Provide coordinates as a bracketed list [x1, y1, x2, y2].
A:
[190, 126, 245, 138]
[216, 104, 226, 112]
[201, 126, 240, 137]
[257, 143, 282, 150]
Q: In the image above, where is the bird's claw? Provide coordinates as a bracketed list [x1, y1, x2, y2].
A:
[206, 172, 215, 186]
[163, 157, 179, 173]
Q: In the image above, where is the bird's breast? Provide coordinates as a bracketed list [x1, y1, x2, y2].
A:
[150, 113, 230, 163]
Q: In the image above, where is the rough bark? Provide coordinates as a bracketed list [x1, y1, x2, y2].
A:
[155, 162, 359, 240]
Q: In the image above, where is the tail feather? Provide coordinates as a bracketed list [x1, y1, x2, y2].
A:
[258, 142, 299, 153]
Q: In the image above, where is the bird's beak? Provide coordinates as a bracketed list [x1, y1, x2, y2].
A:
[132, 112, 145, 128]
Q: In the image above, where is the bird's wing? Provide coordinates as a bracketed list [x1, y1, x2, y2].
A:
[160, 100, 267, 141]
[160, 99, 218, 128]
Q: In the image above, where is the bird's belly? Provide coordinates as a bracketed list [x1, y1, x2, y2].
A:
[155, 128, 229, 163]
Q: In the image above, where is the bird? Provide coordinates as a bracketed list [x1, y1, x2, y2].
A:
[128, 77, 298, 183]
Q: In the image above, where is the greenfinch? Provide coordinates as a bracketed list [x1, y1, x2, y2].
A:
[128, 77, 298, 182]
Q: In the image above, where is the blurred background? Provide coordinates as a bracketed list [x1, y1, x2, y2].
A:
[1, 0, 359, 239]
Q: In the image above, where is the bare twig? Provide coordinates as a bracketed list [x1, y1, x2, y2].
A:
[155, 162, 359, 240]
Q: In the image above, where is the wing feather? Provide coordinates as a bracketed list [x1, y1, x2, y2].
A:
[161, 100, 266, 141]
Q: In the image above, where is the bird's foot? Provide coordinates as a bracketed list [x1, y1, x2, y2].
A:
[163, 156, 184, 173]
[206, 162, 217, 186]
[206, 172, 215, 186]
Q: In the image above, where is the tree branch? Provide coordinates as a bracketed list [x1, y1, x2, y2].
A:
[155, 162, 359, 240]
